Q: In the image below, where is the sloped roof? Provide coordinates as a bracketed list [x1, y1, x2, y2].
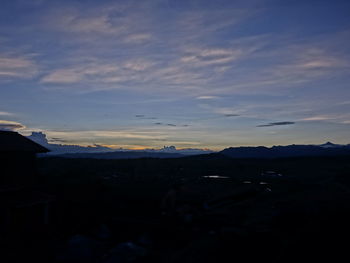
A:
[0, 131, 49, 153]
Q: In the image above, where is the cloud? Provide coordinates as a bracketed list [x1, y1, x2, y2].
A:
[0, 111, 14, 116]
[40, 68, 83, 84]
[300, 114, 350, 123]
[250, 45, 350, 93]
[40, 58, 158, 87]
[43, 2, 155, 41]
[46, 129, 167, 142]
[123, 33, 152, 44]
[337, 101, 350, 105]
[301, 116, 332, 121]
[0, 55, 38, 79]
[212, 107, 243, 116]
[196, 96, 219, 100]
[268, 54, 348, 83]
[34, 1, 262, 93]
[154, 122, 191, 127]
[40, 127, 205, 149]
[40, 57, 208, 91]
[181, 48, 243, 67]
[298, 47, 348, 69]
[34, 3, 260, 94]
[135, 115, 157, 120]
[178, 9, 252, 40]
[257, 121, 295, 127]
[40, 63, 120, 84]
[49, 137, 69, 143]
[0, 120, 25, 131]
[123, 59, 155, 71]
[46, 8, 127, 35]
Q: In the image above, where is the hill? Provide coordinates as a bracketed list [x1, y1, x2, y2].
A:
[220, 144, 350, 158]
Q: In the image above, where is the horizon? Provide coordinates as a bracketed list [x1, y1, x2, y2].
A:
[16, 130, 350, 152]
[1, 0, 350, 149]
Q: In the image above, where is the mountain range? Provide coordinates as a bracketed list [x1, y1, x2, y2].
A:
[26, 132, 350, 159]
[220, 142, 350, 159]
[26, 132, 213, 157]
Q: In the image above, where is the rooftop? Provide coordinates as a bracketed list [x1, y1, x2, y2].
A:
[0, 131, 49, 153]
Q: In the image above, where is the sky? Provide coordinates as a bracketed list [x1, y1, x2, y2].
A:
[1, 0, 350, 150]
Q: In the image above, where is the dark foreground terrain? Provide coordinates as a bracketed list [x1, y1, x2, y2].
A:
[2, 154, 350, 262]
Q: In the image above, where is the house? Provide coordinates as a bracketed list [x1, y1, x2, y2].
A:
[0, 131, 53, 236]
[0, 130, 49, 186]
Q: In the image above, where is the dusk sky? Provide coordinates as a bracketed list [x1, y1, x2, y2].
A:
[1, 0, 350, 150]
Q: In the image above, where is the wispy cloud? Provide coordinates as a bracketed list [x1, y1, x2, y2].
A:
[34, 1, 259, 94]
[45, 7, 126, 35]
[301, 116, 333, 121]
[123, 33, 152, 44]
[0, 54, 38, 79]
[177, 8, 253, 41]
[153, 122, 191, 127]
[212, 107, 244, 116]
[135, 115, 157, 120]
[0, 120, 25, 131]
[41, 62, 121, 84]
[123, 59, 155, 71]
[300, 113, 350, 123]
[224, 114, 240, 117]
[257, 121, 295, 127]
[40, 56, 210, 91]
[41, 68, 83, 84]
[181, 48, 243, 67]
[0, 111, 14, 116]
[196, 96, 220, 100]
[41, 127, 202, 149]
[46, 129, 167, 141]
[42, 2, 155, 43]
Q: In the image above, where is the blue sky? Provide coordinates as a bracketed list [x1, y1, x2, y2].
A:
[1, 0, 350, 150]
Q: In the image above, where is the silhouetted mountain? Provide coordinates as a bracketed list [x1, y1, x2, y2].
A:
[146, 145, 213, 155]
[319, 141, 343, 148]
[221, 143, 350, 158]
[27, 132, 350, 159]
[26, 132, 213, 156]
[54, 151, 184, 159]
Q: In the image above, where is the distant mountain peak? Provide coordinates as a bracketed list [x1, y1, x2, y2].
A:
[324, 141, 335, 145]
[320, 142, 340, 148]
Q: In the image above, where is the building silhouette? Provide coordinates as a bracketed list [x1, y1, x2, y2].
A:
[0, 131, 53, 236]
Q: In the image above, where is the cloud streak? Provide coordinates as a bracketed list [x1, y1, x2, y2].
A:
[257, 122, 295, 127]
[0, 120, 25, 131]
[0, 111, 14, 116]
[0, 55, 38, 79]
